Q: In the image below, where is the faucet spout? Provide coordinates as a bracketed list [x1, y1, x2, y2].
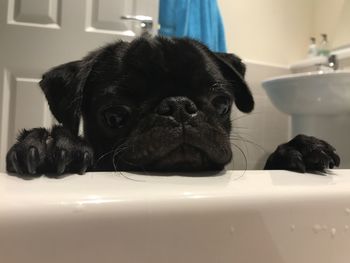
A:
[328, 55, 339, 70]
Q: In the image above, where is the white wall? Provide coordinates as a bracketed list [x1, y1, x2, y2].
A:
[218, 0, 314, 65]
[330, 0, 350, 49]
[312, 0, 345, 49]
[218, 0, 350, 65]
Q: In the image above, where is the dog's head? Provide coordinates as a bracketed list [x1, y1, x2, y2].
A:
[40, 36, 254, 172]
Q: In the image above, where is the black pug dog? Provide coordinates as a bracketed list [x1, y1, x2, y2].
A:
[6, 36, 340, 176]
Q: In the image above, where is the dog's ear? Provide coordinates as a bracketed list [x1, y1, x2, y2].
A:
[214, 52, 254, 113]
[39, 50, 99, 135]
[39, 61, 84, 135]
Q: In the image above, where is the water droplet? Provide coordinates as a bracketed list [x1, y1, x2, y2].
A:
[313, 224, 322, 233]
[331, 228, 337, 238]
[290, 224, 296, 232]
[230, 226, 235, 234]
[345, 225, 349, 231]
[345, 208, 350, 215]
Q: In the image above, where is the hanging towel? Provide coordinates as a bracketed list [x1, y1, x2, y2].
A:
[158, 0, 227, 52]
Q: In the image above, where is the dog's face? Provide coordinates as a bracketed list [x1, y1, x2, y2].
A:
[40, 37, 254, 172]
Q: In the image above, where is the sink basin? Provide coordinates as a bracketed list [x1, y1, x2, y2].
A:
[262, 70, 350, 115]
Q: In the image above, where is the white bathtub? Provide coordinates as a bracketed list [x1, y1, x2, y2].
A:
[1, 170, 350, 263]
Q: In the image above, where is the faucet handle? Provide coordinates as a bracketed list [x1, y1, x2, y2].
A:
[121, 15, 153, 36]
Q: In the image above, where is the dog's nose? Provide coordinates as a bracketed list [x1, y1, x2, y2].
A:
[156, 96, 198, 122]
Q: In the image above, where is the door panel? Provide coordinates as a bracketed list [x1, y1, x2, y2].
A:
[0, 0, 159, 171]
[3, 71, 53, 146]
[10, 0, 61, 27]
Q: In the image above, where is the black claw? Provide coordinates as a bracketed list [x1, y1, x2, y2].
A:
[288, 153, 306, 173]
[27, 147, 38, 174]
[56, 150, 67, 174]
[78, 166, 87, 175]
[78, 152, 90, 175]
[319, 154, 329, 169]
[331, 152, 341, 167]
[296, 161, 306, 173]
[9, 151, 23, 174]
[324, 159, 330, 169]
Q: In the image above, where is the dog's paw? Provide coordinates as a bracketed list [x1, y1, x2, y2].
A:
[49, 126, 94, 175]
[6, 126, 94, 176]
[6, 128, 49, 176]
[264, 134, 340, 173]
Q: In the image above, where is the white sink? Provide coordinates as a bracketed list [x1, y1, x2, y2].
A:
[262, 70, 350, 168]
[2, 170, 350, 263]
[262, 70, 350, 115]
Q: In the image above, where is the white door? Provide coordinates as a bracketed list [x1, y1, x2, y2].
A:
[0, 0, 159, 171]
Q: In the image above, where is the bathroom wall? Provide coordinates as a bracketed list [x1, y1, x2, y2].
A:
[312, 0, 350, 50]
[333, 1, 350, 49]
[218, 0, 314, 65]
[312, 0, 345, 49]
[218, 0, 350, 65]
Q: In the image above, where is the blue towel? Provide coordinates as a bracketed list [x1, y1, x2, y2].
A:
[158, 0, 227, 52]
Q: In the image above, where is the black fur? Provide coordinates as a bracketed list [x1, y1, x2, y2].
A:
[6, 36, 340, 177]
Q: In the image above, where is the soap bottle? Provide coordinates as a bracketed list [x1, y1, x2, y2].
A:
[307, 37, 318, 58]
[318, 34, 330, 57]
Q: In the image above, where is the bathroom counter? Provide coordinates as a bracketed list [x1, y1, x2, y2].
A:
[1, 170, 350, 263]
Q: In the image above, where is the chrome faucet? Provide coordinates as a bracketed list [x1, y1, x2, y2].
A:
[328, 54, 339, 70]
[316, 54, 339, 71]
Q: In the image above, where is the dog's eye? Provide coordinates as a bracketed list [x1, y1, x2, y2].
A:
[212, 96, 231, 116]
[102, 106, 130, 128]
